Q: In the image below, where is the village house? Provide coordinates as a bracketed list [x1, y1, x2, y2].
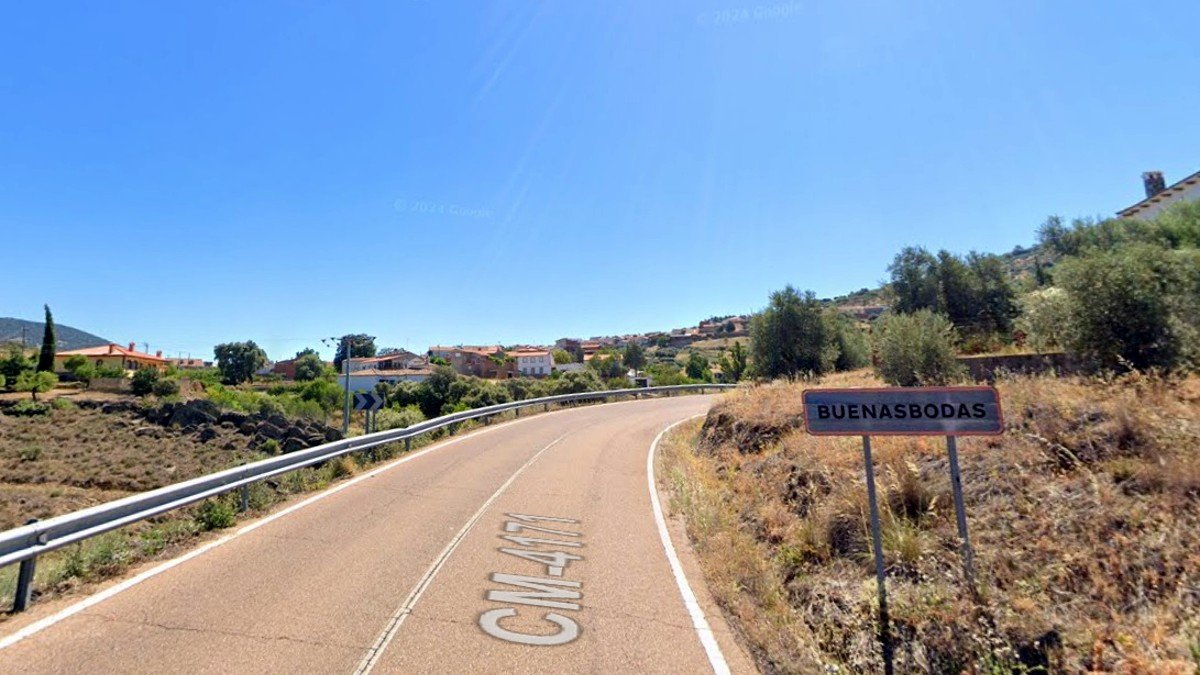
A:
[1118, 169, 1200, 220]
[54, 342, 169, 374]
[510, 349, 552, 377]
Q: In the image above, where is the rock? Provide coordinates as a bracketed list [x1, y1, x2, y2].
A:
[324, 428, 343, 442]
[134, 426, 161, 438]
[282, 437, 307, 454]
[197, 426, 218, 442]
[222, 440, 239, 451]
[265, 413, 289, 430]
[239, 421, 257, 435]
[305, 435, 327, 447]
[257, 422, 286, 440]
[219, 421, 236, 430]
[167, 400, 219, 428]
[102, 402, 139, 415]
[218, 411, 248, 426]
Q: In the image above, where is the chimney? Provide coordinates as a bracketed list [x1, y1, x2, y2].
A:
[128, 341, 136, 352]
[1143, 171, 1166, 199]
[155, 350, 162, 358]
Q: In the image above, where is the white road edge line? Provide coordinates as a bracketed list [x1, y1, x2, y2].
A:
[647, 415, 731, 675]
[353, 432, 570, 675]
[0, 404, 601, 652]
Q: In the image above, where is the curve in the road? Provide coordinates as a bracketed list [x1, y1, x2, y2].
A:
[0, 396, 754, 674]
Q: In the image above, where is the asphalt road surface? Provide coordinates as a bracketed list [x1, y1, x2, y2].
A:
[0, 396, 756, 674]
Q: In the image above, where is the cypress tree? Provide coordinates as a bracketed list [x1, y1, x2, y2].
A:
[37, 304, 56, 372]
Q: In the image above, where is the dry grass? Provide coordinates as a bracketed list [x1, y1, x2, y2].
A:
[660, 369, 1200, 673]
[0, 405, 264, 530]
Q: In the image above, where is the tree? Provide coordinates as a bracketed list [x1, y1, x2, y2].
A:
[1017, 287, 1070, 353]
[824, 311, 870, 371]
[293, 349, 325, 381]
[332, 334, 376, 372]
[64, 354, 87, 373]
[0, 344, 34, 383]
[37, 305, 56, 372]
[719, 340, 748, 382]
[622, 342, 647, 375]
[889, 247, 940, 314]
[873, 310, 964, 386]
[1056, 244, 1199, 371]
[552, 349, 575, 365]
[213, 341, 268, 385]
[966, 252, 1019, 335]
[588, 351, 625, 379]
[15, 370, 57, 401]
[684, 352, 710, 381]
[749, 286, 833, 379]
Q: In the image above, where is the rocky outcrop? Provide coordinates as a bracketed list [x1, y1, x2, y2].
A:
[82, 398, 342, 456]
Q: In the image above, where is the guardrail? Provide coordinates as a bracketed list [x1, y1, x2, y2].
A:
[1, 384, 733, 612]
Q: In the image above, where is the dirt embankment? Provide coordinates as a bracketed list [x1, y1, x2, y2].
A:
[662, 372, 1200, 673]
[0, 398, 341, 530]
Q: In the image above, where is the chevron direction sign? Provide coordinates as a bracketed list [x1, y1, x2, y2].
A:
[353, 391, 385, 411]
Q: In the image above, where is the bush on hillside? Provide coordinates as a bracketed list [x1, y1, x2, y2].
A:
[873, 309, 964, 386]
[750, 286, 834, 379]
[1056, 243, 1199, 372]
[151, 377, 180, 398]
[130, 368, 160, 396]
[376, 405, 425, 431]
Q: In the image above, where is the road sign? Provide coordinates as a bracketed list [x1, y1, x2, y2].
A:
[353, 391, 385, 411]
[802, 386, 1003, 436]
[801, 385, 1004, 674]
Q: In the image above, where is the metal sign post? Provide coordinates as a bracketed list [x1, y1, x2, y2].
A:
[802, 386, 1003, 673]
[945, 435, 976, 591]
[860, 435, 893, 674]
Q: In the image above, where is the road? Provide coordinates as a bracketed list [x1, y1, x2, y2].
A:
[0, 396, 755, 674]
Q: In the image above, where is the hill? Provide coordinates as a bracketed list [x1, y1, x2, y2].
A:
[827, 242, 1054, 310]
[0, 317, 111, 351]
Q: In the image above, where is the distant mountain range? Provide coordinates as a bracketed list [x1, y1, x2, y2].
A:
[0, 317, 111, 351]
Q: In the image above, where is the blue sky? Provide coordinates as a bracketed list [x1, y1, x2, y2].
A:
[2, 1, 1198, 360]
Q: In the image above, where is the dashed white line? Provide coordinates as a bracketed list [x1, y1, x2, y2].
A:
[647, 415, 731, 675]
[352, 433, 570, 675]
[0, 408, 585, 652]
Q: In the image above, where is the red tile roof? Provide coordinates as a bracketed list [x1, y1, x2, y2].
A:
[59, 343, 167, 362]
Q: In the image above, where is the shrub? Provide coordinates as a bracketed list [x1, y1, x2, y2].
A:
[1017, 287, 1070, 353]
[376, 405, 426, 431]
[14, 370, 57, 401]
[51, 397, 76, 410]
[196, 499, 236, 530]
[1056, 244, 1199, 372]
[152, 377, 180, 398]
[130, 368, 159, 396]
[94, 365, 126, 379]
[873, 310, 964, 386]
[7, 399, 50, 416]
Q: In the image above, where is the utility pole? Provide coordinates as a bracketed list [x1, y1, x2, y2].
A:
[342, 335, 352, 435]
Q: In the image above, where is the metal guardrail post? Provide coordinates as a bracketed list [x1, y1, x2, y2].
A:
[239, 485, 250, 513]
[12, 519, 38, 613]
[543, 403, 549, 412]
[449, 422, 458, 436]
[405, 437, 412, 453]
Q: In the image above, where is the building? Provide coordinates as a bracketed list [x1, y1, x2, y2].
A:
[166, 357, 209, 369]
[54, 342, 168, 374]
[342, 367, 432, 392]
[554, 362, 585, 373]
[428, 346, 514, 378]
[510, 349, 552, 377]
[1118, 169, 1200, 220]
[348, 350, 425, 374]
